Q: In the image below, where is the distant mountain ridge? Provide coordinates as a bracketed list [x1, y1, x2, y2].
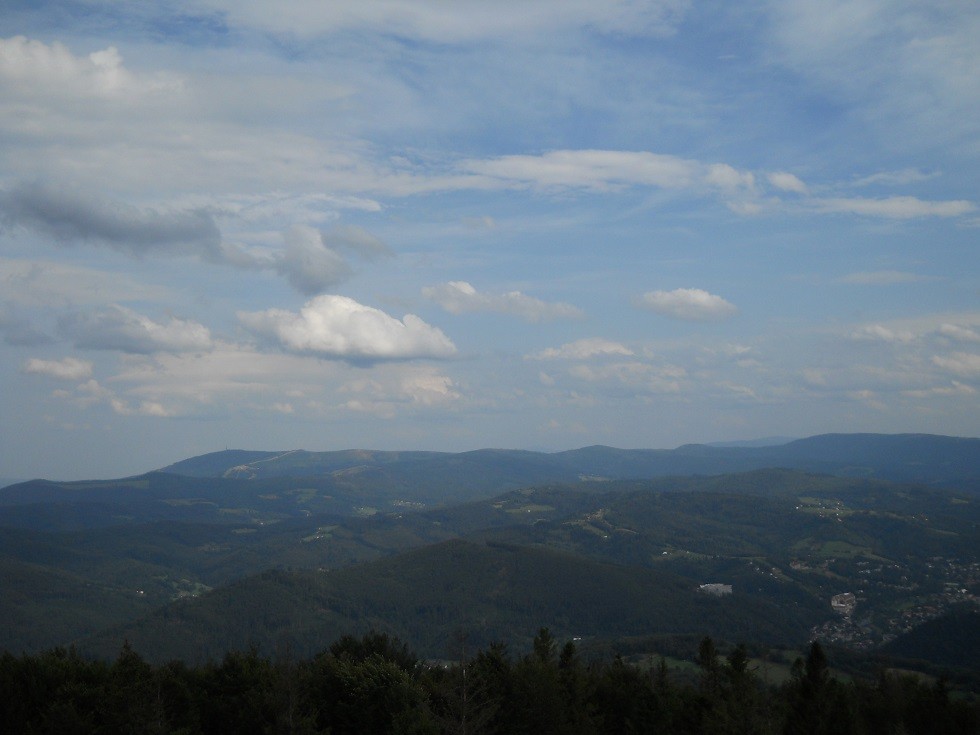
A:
[156, 432, 980, 490]
[2, 433, 977, 534]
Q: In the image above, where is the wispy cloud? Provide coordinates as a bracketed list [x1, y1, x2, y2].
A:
[932, 352, 980, 377]
[423, 281, 583, 322]
[529, 338, 634, 361]
[58, 305, 213, 354]
[812, 196, 974, 219]
[636, 288, 737, 321]
[21, 356, 93, 380]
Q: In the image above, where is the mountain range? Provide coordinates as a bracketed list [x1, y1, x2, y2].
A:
[1, 433, 977, 688]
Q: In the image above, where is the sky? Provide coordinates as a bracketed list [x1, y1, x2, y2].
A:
[1, 1, 979, 480]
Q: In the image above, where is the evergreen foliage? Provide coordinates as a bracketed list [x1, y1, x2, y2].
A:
[1, 633, 975, 734]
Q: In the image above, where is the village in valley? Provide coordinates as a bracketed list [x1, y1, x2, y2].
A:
[809, 557, 980, 649]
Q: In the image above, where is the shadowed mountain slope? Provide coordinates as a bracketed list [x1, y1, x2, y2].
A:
[79, 539, 814, 663]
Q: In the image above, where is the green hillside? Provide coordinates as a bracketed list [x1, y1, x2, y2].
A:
[79, 539, 814, 663]
[0, 454, 976, 675]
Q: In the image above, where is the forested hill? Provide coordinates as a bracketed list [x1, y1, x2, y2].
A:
[156, 432, 980, 489]
[77, 538, 814, 663]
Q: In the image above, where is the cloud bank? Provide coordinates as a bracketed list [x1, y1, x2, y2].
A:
[58, 306, 213, 354]
[0, 183, 222, 258]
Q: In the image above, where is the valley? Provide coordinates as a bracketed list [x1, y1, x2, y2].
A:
[0, 433, 977, 692]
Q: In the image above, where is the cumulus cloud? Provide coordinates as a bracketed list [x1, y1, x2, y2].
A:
[812, 196, 974, 219]
[422, 281, 583, 322]
[0, 183, 223, 258]
[529, 338, 635, 361]
[768, 172, 808, 194]
[636, 288, 737, 321]
[239, 295, 457, 362]
[21, 356, 93, 380]
[58, 305, 213, 354]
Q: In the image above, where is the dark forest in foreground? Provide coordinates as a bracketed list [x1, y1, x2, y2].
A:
[3, 631, 977, 735]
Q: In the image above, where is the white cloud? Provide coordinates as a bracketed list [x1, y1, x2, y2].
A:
[850, 324, 915, 344]
[813, 196, 974, 219]
[0, 35, 180, 99]
[568, 361, 685, 393]
[98, 341, 462, 421]
[904, 381, 976, 399]
[340, 368, 461, 415]
[459, 150, 766, 206]
[767, 172, 808, 194]
[705, 164, 755, 191]
[110, 398, 177, 418]
[423, 281, 583, 322]
[461, 150, 702, 191]
[932, 352, 980, 377]
[58, 305, 213, 354]
[21, 357, 93, 380]
[529, 338, 634, 360]
[108, 343, 336, 414]
[938, 324, 980, 344]
[852, 169, 936, 187]
[239, 295, 457, 361]
[636, 288, 737, 321]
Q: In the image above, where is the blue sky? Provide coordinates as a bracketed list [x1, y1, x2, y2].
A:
[1, 1, 978, 480]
